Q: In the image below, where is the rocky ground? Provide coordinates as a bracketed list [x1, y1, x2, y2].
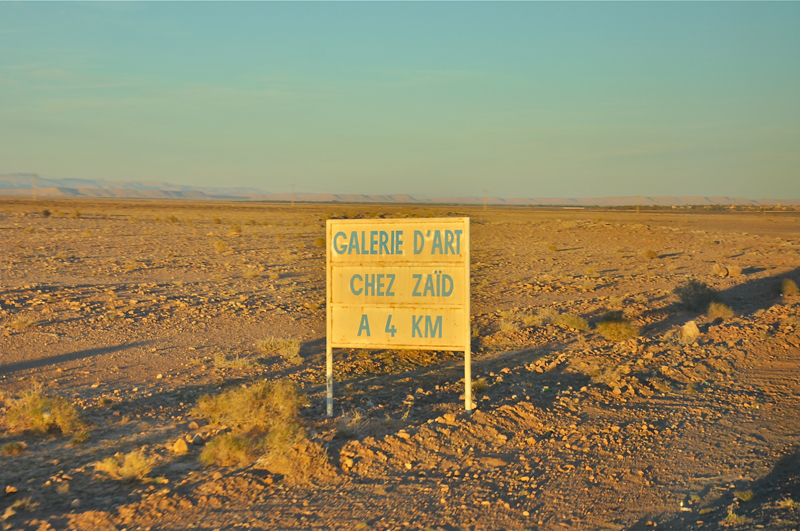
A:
[1, 199, 799, 531]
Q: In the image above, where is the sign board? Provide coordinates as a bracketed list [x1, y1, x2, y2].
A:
[325, 217, 471, 415]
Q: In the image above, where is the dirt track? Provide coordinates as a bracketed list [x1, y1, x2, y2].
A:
[1, 199, 799, 530]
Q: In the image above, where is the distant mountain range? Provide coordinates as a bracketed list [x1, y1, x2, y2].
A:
[1, 173, 797, 206]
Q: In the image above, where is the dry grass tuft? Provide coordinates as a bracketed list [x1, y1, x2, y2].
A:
[721, 508, 751, 525]
[314, 237, 326, 247]
[69, 430, 90, 446]
[734, 490, 754, 502]
[3, 383, 84, 436]
[1, 441, 27, 456]
[706, 301, 734, 321]
[213, 352, 254, 370]
[642, 249, 659, 260]
[256, 337, 301, 364]
[213, 240, 228, 253]
[778, 278, 799, 297]
[776, 497, 797, 509]
[675, 280, 720, 312]
[94, 450, 157, 482]
[8, 314, 38, 330]
[554, 313, 589, 332]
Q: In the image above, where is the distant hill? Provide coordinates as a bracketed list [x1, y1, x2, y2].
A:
[1, 173, 797, 206]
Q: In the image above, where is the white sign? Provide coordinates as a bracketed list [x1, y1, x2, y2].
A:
[325, 217, 472, 415]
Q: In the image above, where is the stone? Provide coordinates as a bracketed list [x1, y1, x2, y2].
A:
[190, 434, 205, 445]
[70, 499, 81, 509]
[711, 263, 728, 277]
[188, 421, 199, 430]
[681, 321, 701, 344]
[172, 438, 189, 455]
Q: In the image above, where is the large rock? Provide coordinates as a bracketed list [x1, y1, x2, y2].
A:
[681, 321, 701, 344]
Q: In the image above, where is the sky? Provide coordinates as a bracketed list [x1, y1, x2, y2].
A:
[1, 2, 799, 199]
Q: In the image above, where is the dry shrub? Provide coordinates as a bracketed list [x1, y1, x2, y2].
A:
[314, 237, 326, 247]
[1, 441, 26, 456]
[243, 268, 260, 279]
[212, 217, 222, 224]
[213, 240, 227, 253]
[642, 249, 659, 260]
[3, 383, 84, 436]
[94, 450, 157, 482]
[674, 280, 720, 312]
[194, 379, 306, 435]
[229, 224, 242, 234]
[547, 244, 558, 252]
[257, 337, 301, 364]
[590, 364, 631, 388]
[706, 301, 734, 321]
[200, 434, 257, 468]
[193, 380, 328, 480]
[778, 278, 799, 297]
[499, 319, 520, 332]
[554, 313, 589, 332]
[596, 320, 640, 341]
[334, 409, 370, 439]
[734, 490, 754, 502]
[532, 308, 559, 326]
[472, 378, 488, 394]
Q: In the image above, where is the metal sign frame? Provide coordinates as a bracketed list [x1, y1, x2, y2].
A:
[325, 217, 472, 416]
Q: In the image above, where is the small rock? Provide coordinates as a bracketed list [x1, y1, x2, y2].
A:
[190, 434, 205, 445]
[404, 462, 412, 470]
[172, 438, 189, 455]
[188, 421, 199, 430]
[70, 499, 81, 509]
[343, 458, 354, 468]
[156, 374, 163, 379]
[212, 471, 223, 480]
[5, 485, 18, 494]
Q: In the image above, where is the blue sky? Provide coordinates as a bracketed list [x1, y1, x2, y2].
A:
[1, 2, 798, 198]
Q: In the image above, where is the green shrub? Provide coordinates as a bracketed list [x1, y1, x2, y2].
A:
[674, 280, 720, 312]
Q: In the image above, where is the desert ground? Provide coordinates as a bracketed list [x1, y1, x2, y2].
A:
[1, 198, 799, 531]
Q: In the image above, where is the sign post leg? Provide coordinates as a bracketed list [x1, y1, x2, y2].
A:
[464, 345, 473, 411]
[326, 343, 333, 417]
